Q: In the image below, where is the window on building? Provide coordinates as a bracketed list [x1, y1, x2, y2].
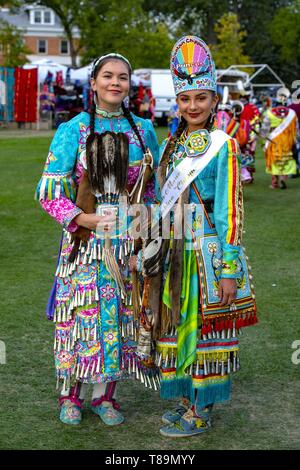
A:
[34, 11, 42, 24]
[60, 40, 69, 55]
[38, 39, 47, 54]
[44, 11, 51, 24]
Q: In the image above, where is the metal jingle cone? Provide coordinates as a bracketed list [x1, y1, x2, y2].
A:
[157, 353, 162, 368]
[95, 287, 99, 301]
[233, 355, 236, 372]
[170, 352, 174, 368]
[227, 357, 231, 374]
[91, 360, 96, 377]
[147, 375, 152, 389]
[128, 357, 131, 374]
[80, 362, 85, 378]
[152, 376, 157, 391]
[203, 359, 208, 376]
[118, 244, 123, 262]
[96, 356, 101, 373]
[164, 354, 168, 368]
[221, 361, 225, 376]
[93, 244, 97, 260]
[215, 359, 219, 374]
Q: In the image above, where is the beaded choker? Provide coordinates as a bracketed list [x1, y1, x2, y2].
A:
[95, 106, 123, 118]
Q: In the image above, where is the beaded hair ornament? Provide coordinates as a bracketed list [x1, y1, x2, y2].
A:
[170, 36, 217, 95]
[91, 53, 132, 78]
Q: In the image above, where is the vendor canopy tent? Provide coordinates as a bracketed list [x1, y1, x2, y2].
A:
[217, 64, 285, 89]
[23, 59, 68, 83]
[69, 63, 93, 83]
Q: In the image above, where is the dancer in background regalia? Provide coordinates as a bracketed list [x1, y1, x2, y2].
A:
[261, 87, 297, 189]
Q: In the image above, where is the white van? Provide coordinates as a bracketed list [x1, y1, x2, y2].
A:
[134, 69, 176, 122]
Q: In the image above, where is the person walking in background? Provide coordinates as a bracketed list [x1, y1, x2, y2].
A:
[261, 88, 297, 189]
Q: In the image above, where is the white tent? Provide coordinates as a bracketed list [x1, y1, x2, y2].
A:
[23, 59, 68, 83]
[23, 60, 151, 86]
[69, 63, 93, 83]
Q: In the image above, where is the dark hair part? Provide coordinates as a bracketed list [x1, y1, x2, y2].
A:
[88, 55, 146, 156]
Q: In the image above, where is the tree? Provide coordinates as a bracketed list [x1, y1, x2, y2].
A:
[270, 1, 300, 65]
[0, 19, 31, 67]
[78, 0, 173, 68]
[26, 0, 173, 68]
[211, 12, 250, 68]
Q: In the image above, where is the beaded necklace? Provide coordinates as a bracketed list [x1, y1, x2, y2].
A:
[95, 105, 123, 133]
[95, 105, 123, 118]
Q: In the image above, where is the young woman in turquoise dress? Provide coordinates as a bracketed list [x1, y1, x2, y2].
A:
[36, 53, 159, 425]
[153, 36, 257, 438]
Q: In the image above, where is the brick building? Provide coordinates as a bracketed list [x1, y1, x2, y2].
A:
[0, 3, 80, 66]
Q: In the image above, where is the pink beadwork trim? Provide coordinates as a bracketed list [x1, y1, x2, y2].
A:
[59, 395, 84, 409]
[91, 396, 120, 411]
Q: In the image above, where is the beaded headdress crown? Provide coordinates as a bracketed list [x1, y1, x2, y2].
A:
[170, 36, 217, 95]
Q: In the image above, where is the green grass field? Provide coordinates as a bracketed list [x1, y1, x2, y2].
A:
[0, 128, 299, 450]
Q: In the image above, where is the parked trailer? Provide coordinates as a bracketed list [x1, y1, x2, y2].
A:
[134, 69, 176, 123]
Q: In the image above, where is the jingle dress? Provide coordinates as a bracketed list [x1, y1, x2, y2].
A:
[261, 107, 297, 176]
[35, 111, 159, 391]
[156, 130, 257, 411]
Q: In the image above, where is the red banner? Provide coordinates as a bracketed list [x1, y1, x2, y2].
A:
[14, 67, 38, 122]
